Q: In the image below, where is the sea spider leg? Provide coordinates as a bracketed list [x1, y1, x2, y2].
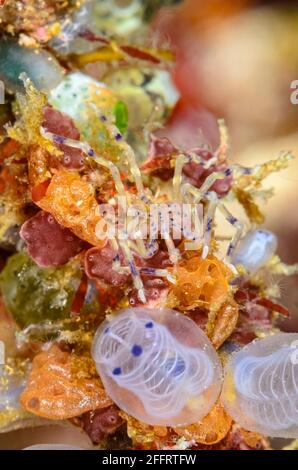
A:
[40, 127, 126, 198]
[110, 236, 148, 303]
[199, 190, 244, 261]
[127, 239, 159, 260]
[164, 235, 180, 268]
[181, 169, 231, 204]
[187, 151, 218, 169]
[214, 118, 229, 163]
[202, 191, 218, 258]
[113, 233, 175, 288]
[93, 110, 152, 203]
[111, 215, 167, 301]
[173, 154, 186, 201]
[40, 128, 151, 300]
[179, 169, 243, 259]
[127, 236, 177, 282]
[124, 203, 160, 260]
[232, 151, 294, 180]
[118, 238, 146, 303]
[216, 199, 244, 259]
[113, 238, 175, 283]
[143, 239, 159, 258]
[132, 239, 149, 258]
[173, 154, 224, 251]
[181, 181, 212, 258]
[179, 170, 230, 256]
[115, 265, 176, 284]
[173, 152, 219, 200]
[107, 238, 130, 276]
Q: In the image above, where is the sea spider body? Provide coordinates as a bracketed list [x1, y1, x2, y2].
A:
[40, 117, 261, 303]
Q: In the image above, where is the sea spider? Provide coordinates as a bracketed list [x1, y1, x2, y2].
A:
[40, 116, 262, 303]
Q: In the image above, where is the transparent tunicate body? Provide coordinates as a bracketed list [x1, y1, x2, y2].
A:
[92, 307, 222, 426]
[49, 72, 110, 124]
[221, 333, 298, 438]
[232, 229, 277, 273]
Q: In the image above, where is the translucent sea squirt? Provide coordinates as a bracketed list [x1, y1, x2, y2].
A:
[231, 229, 277, 273]
[221, 333, 298, 438]
[92, 307, 222, 426]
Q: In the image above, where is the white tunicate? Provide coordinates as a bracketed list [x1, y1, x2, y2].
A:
[232, 229, 277, 273]
[221, 333, 298, 438]
[24, 444, 83, 450]
[92, 307, 222, 426]
[49, 72, 109, 124]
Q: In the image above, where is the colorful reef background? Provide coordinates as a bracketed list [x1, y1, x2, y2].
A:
[0, 0, 297, 451]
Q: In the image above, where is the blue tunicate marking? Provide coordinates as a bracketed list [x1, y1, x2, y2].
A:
[145, 322, 154, 328]
[113, 367, 122, 375]
[131, 345, 143, 357]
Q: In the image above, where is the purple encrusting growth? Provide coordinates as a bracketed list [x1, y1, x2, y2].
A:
[20, 210, 86, 267]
